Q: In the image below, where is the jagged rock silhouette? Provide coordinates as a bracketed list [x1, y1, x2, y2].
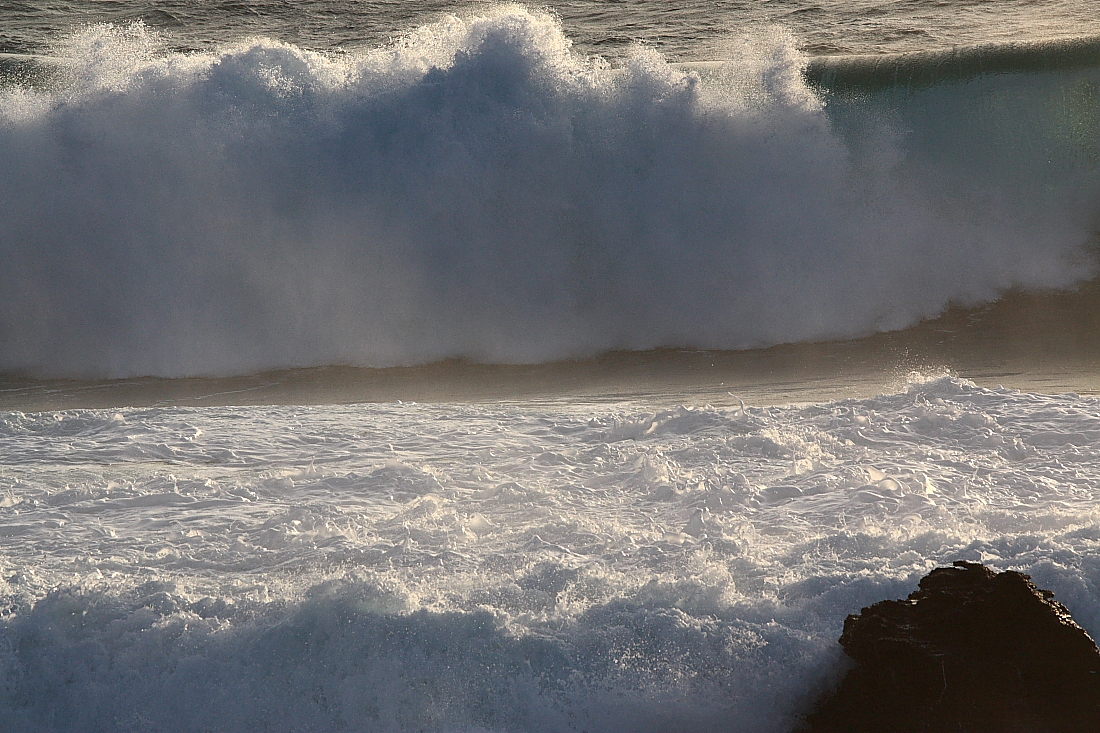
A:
[802, 561, 1100, 733]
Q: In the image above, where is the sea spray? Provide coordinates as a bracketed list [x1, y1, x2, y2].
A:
[0, 8, 1097, 378]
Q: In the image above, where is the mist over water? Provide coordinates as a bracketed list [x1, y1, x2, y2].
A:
[1, 8, 1098, 378]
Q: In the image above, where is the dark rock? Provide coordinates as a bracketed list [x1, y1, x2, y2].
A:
[802, 561, 1100, 733]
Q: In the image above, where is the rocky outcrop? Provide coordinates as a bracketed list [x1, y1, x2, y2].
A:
[802, 561, 1100, 733]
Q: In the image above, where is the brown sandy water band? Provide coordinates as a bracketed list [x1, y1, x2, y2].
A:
[3, 282, 1099, 412]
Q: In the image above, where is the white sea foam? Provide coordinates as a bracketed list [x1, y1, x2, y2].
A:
[0, 9, 1097, 378]
[3, 376, 1100, 731]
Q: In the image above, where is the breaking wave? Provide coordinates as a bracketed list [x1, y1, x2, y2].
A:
[1, 8, 1098, 378]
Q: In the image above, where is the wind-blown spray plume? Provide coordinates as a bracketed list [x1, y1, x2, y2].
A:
[0, 9, 1094, 377]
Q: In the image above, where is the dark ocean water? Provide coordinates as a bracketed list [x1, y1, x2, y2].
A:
[4, 0, 1100, 58]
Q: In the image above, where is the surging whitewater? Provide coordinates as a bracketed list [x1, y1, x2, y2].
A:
[1, 8, 1098, 378]
[4, 375, 1100, 731]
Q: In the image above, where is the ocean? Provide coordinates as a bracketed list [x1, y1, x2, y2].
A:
[3, 1, 1100, 731]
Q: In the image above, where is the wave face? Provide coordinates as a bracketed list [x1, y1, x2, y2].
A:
[803, 34, 1100, 90]
[1, 10, 1099, 378]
